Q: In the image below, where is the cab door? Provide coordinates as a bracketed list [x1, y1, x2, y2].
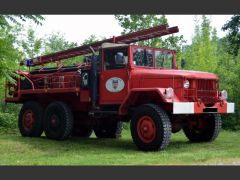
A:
[99, 46, 129, 105]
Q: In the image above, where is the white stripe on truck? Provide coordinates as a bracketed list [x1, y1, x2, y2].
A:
[173, 102, 194, 114]
[227, 103, 235, 113]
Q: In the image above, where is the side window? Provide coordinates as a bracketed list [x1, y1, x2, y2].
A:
[104, 48, 128, 70]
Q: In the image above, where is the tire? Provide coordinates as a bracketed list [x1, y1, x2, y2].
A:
[18, 101, 44, 137]
[94, 120, 123, 138]
[72, 125, 93, 138]
[130, 104, 172, 151]
[43, 101, 73, 140]
[183, 114, 222, 142]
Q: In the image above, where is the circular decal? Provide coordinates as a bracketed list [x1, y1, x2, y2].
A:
[105, 77, 125, 92]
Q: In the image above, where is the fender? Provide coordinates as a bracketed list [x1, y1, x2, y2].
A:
[118, 88, 176, 115]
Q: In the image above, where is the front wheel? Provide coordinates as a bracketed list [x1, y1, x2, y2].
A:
[130, 104, 172, 151]
[183, 114, 222, 142]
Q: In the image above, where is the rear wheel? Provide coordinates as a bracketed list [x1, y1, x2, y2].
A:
[18, 101, 44, 137]
[130, 104, 172, 151]
[183, 114, 222, 142]
[94, 119, 123, 138]
[43, 101, 73, 140]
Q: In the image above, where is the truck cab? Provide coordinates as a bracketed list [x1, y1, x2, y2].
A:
[99, 43, 234, 115]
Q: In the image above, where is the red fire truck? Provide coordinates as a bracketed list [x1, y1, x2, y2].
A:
[5, 25, 234, 151]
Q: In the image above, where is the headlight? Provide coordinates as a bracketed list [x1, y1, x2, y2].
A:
[183, 80, 190, 89]
[221, 90, 228, 100]
[165, 87, 174, 99]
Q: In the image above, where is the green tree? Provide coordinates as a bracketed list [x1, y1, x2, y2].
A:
[222, 15, 240, 57]
[21, 27, 42, 59]
[43, 32, 78, 54]
[0, 25, 21, 83]
[0, 15, 44, 81]
[0, 15, 44, 28]
[184, 16, 218, 73]
[42, 32, 80, 66]
[81, 34, 99, 45]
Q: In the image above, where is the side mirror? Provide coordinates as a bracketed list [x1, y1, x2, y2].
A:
[181, 59, 186, 70]
[115, 52, 125, 64]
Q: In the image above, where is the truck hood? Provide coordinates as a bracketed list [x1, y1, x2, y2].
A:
[135, 68, 218, 80]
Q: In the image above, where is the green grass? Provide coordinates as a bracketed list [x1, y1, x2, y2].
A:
[0, 129, 240, 165]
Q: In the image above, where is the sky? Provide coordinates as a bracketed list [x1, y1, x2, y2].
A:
[28, 15, 233, 45]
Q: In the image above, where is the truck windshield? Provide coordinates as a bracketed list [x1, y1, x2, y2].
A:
[132, 47, 174, 69]
[133, 48, 153, 67]
[155, 51, 173, 69]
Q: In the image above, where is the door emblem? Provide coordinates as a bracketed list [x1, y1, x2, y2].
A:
[106, 77, 125, 92]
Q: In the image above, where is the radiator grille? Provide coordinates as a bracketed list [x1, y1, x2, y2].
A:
[184, 79, 218, 103]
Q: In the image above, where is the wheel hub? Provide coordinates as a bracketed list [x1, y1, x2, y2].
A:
[50, 114, 60, 129]
[137, 116, 156, 143]
[22, 110, 35, 131]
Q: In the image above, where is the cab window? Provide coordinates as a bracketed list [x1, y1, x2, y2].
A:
[104, 48, 128, 70]
[133, 48, 153, 67]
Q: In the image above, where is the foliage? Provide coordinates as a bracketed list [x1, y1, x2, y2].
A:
[43, 32, 78, 54]
[0, 15, 44, 82]
[222, 15, 240, 57]
[0, 25, 21, 83]
[0, 102, 20, 129]
[81, 34, 99, 45]
[40, 31, 82, 66]
[0, 15, 44, 28]
[184, 16, 218, 72]
[21, 26, 43, 59]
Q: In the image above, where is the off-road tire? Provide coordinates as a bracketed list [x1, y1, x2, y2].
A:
[43, 101, 73, 140]
[130, 104, 172, 151]
[18, 101, 44, 137]
[72, 125, 93, 138]
[94, 120, 123, 138]
[183, 114, 222, 142]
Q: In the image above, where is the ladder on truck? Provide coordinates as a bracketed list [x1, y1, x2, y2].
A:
[20, 24, 179, 67]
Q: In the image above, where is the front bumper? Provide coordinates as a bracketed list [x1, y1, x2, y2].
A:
[173, 101, 234, 114]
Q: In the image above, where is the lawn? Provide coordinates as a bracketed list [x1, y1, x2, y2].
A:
[0, 129, 240, 165]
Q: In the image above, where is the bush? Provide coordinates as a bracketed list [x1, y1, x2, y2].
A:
[0, 103, 21, 130]
[0, 112, 17, 128]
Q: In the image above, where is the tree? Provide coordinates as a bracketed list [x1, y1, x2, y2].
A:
[42, 32, 79, 66]
[184, 15, 218, 73]
[81, 34, 99, 45]
[0, 15, 44, 82]
[43, 32, 78, 54]
[114, 15, 185, 62]
[222, 15, 240, 57]
[21, 26, 43, 59]
[0, 25, 21, 83]
[0, 15, 44, 28]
